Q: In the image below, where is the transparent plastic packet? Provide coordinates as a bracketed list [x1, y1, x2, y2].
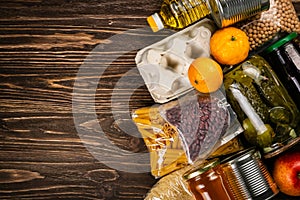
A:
[132, 105, 189, 178]
[159, 89, 242, 163]
[132, 89, 243, 178]
[235, 0, 300, 51]
[208, 136, 244, 159]
[144, 165, 195, 200]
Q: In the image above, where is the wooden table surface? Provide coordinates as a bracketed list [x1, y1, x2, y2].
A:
[0, 0, 299, 199]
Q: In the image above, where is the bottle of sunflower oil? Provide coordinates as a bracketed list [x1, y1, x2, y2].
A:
[147, 0, 210, 32]
[147, 0, 270, 32]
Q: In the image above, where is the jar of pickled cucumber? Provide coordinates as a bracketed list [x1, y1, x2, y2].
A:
[223, 55, 300, 158]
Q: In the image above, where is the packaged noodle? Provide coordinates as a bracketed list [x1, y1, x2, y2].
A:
[132, 89, 244, 178]
[132, 105, 189, 178]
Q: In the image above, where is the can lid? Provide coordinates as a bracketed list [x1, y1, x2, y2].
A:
[264, 32, 298, 53]
[147, 13, 164, 32]
[221, 147, 256, 165]
[183, 158, 220, 180]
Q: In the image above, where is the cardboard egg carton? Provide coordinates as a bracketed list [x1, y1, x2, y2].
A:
[135, 18, 216, 103]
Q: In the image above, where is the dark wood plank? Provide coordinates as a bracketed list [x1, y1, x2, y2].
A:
[0, 0, 162, 199]
[0, 0, 299, 199]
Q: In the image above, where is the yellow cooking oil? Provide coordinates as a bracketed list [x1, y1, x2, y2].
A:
[147, 0, 210, 32]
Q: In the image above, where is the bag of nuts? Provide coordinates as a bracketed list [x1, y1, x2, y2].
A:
[236, 0, 300, 51]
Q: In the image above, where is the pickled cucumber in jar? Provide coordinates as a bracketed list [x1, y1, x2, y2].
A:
[223, 55, 300, 158]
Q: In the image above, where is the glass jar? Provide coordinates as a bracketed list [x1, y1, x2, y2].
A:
[223, 55, 300, 158]
[260, 32, 300, 110]
[183, 158, 234, 200]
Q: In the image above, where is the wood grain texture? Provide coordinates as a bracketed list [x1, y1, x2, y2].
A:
[0, 0, 299, 199]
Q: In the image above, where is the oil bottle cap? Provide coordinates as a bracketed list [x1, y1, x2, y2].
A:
[147, 13, 164, 32]
[264, 32, 298, 53]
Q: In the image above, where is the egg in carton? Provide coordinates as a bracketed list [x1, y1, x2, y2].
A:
[135, 18, 217, 103]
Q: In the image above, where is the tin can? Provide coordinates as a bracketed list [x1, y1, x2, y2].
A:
[183, 158, 235, 200]
[220, 148, 279, 200]
[207, 0, 270, 27]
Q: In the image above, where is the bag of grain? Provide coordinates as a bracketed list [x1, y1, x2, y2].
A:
[236, 0, 300, 51]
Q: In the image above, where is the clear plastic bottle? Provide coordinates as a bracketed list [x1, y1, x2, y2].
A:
[147, 0, 270, 32]
[147, 0, 210, 32]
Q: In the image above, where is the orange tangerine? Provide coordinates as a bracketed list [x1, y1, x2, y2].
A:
[210, 27, 250, 65]
[188, 57, 223, 93]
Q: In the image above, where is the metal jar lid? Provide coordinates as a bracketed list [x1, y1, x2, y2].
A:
[183, 158, 220, 180]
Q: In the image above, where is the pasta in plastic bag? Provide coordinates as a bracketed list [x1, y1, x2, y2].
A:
[132, 105, 187, 177]
[132, 89, 243, 178]
[132, 105, 188, 178]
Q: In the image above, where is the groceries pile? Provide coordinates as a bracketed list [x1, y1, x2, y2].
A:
[131, 0, 300, 199]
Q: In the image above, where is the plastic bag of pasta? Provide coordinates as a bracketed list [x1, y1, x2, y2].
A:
[132, 105, 189, 178]
[132, 90, 243, 178]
